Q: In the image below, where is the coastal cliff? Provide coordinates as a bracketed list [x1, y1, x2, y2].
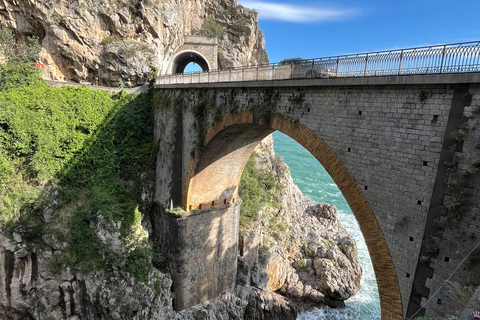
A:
[0, 0, 268, 86]
[0, 126, 362, 319]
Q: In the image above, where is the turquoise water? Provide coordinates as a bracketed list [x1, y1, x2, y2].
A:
[272, 131, 381, 320]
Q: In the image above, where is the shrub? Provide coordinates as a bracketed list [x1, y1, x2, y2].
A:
[239, 152, 281, 227]
[201, 19, 223, 39]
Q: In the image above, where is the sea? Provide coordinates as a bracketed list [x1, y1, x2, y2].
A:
[272, 131, 381, 320]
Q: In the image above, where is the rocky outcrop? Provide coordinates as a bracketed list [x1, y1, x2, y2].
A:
[0, 233, 176, 320]
[0, 134, 360, 319]
[0, 0, 268, 86]
[236, 135, 362, 309]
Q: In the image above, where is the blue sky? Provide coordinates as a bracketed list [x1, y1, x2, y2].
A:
[237, 0, 480, 64]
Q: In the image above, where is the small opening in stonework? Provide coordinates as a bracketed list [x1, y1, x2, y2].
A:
[211, 201, 215, 207]
[432, 115, 439, 123]
[437, 299, 442, 305]
[364, 185, 368, 190]
[359, 111, 362, 116]
[409, 236, 414, 242]
[423, 161, 428, 166]
[406, 273, 410, 278]
[189, 205, 192, 211]
[348, 148, 351, 152]
[444, 256, 450, 263]
[224, 199, 227, 204]
[307, 108, 311, 112]
[199, 204, 202, 210]
[417, 200, 422, 205]
[232, 198, 236, 203]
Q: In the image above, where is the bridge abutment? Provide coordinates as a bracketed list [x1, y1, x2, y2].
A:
[158, 202, 240, 310]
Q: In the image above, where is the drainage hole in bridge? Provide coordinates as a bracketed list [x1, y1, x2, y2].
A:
[224, 199, 227, 204]
[417, 200, 422, 205]
[211, 201, 215, 207]
[364, 185, 368, 190]
[232, 198, 236, 203]
[348, 147, 351, 152]
[358, 111, 362, 116]
[409, 236, 414, 242]
[189, 205, 192, 211]
[444, 256, 450, 263]
[199, 204, 202, 210]
[406, 273, 410, 278]
[423, 161, 428, 166]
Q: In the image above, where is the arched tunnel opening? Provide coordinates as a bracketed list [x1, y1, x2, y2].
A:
[170, 50, 211, 74]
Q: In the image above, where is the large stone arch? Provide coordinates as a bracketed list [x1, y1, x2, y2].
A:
[183, 110, 404, 320]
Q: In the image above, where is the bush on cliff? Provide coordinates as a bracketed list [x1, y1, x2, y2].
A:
[0, 69, 157, 282]
[239, 152, 280, 227]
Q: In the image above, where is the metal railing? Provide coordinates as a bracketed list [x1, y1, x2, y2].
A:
[156, 41, 480, 85]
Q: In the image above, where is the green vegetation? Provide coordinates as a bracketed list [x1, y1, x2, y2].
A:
[0, 27, 42, 91]
[100, 35, 123, 45]
[201, 18, 224, 39]
[0, 27, 159, 283]
[238, 152, 281, 227]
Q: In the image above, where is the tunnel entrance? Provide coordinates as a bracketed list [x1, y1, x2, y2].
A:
[169, 50, 211, 74]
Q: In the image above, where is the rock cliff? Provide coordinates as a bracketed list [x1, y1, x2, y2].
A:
[0, 134, 362, 319]
[0, 0, 268, 86]
[236, 136, 362, 309]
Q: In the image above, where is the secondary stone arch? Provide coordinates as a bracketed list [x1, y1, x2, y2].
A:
[183, 110, 403, 320]
[169, 49, 212, 75]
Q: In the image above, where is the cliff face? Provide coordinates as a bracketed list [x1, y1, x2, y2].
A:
[0, 134, 362, 320]
[0, 0, 268, 86]
[237, 136, 362, 309]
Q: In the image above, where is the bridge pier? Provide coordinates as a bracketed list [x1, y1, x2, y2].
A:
[157, 202, 241, 310]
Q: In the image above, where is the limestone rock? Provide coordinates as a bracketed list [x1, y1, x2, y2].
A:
[0, 0, 269, 87]
[238, 135, 362, 309]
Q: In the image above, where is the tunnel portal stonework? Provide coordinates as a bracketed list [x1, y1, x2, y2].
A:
[152, 73, 480, 318]
[168, 35, 218, 75]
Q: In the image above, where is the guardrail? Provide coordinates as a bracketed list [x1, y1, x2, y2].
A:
[156, 41, 480, 85]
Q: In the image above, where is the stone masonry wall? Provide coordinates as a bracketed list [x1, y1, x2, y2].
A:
[161, 203, 240, 310]
[154, 76, 480, 317]
[420, 83, 480, 320]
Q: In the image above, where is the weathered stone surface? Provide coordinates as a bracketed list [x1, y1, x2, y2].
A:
[0, 0, 268, 87]
[237, 136, 362, 308]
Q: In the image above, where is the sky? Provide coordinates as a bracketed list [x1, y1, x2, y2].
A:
[236, 0, 480, 64]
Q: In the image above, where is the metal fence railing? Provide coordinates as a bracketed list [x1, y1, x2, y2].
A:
[156, 41, 480, 85]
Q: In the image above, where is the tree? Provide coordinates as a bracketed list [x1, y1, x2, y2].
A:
[0, 27, 43, 90]
[0, 27, 41, 64]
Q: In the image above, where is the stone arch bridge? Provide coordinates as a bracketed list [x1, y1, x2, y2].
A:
[153, 70, 480, 319]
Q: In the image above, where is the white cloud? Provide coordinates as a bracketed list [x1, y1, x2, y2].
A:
[238, 1, 358, 23]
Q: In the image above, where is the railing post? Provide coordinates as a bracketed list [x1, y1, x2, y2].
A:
[336, 57, 339, 77]
[364, 53, 369, 76]
[398, 50, 404, 75]
[439, 45, 446, 73]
